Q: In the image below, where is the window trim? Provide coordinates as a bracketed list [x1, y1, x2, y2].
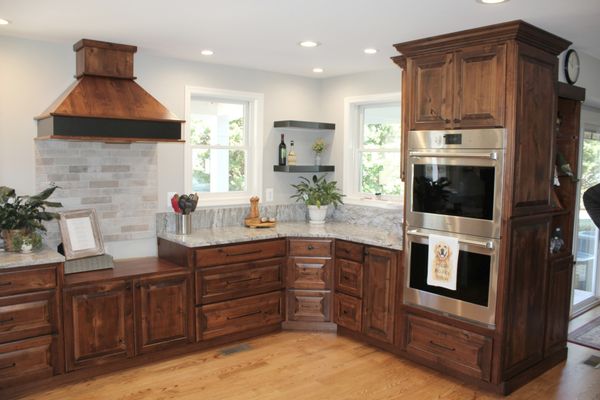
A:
[184, 86, 264, 206]
[343, 93, 402, 209]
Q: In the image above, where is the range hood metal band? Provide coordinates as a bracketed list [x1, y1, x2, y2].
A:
[37, 116, 182, 140]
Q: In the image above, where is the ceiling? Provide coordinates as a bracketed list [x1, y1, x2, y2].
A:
[1, 0, 599, 78]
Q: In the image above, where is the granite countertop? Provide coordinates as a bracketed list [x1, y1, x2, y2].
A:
[0, 246, 65, 270]
[157, 222, 403, 250]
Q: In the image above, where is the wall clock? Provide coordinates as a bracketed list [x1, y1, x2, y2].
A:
[564, 49, 580, 85]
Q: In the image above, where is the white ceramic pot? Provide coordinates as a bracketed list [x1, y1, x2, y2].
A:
[307, 205, 327, 224]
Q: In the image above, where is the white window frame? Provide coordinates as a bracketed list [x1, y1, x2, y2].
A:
[184, 86, 264, 206]
[343, 93, 402, 209]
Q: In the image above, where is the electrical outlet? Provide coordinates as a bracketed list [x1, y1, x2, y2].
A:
[265, 188, 274, 202]
[167, 191, 177, 211]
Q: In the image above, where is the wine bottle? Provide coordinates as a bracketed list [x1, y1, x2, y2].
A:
[278, 134, 287, 166]
[288, 140, 297, 165]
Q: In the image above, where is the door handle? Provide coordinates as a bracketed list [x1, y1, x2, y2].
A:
[407, 229, 494, 250]
[409, 151, 498, 160]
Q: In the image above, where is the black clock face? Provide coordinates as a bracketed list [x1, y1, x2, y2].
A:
[564, 49, 580, 85]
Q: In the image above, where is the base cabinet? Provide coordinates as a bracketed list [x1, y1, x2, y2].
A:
[363, 247, 397, 344]
[333, 292, 362, 332]
[544, 255, 574, 355]
[287, 290, 331, 322]
[134, 274, 191, 355]
[63, 281, 134, 371]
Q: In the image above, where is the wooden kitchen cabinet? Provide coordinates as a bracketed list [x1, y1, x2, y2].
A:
[363, 246, 397, 344]
[408, 44, 506, 131]
[544, 255, 574, 356]
[63, 280, 134, 371]
[134, 272, 191, 355]
[287, 257, 332, 290]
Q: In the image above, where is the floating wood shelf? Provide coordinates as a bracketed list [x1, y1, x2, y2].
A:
[273, 120, 335, 130]
[273, 165, 335, 173]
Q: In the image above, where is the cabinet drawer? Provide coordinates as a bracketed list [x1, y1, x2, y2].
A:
[287, 257, 332, 290]
[197, 258, 284, 304]
[0, 291, 56, 344]
[0, 265, 56, 296]
[0, 335, 53, 385]
[197, 291, 283, 341]
[335, 240, 364, 263]
[406, 315, 493, 382]
[287, 290, 331, 322]
[195, 240, 286, 268]
[333, 292, 362, 332]
[334, 259, 363, 298]
[289, 239, 332, 257]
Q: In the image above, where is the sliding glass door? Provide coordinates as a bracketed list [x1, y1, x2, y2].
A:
[573, 125, 600, 314]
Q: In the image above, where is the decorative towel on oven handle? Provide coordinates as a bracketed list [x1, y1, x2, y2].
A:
[427, 234, 459, 291]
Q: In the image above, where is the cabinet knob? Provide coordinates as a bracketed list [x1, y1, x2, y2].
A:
[453, 118, 461, 123]
[135, 282, 141, 289]
[308, 245, 314, 250]
[364, 250, 369, 256]
[125, 284, 131, 291]
[444, 119, 451, 124]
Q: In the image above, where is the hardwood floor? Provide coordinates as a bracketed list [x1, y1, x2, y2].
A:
[5, 306, 599, 400]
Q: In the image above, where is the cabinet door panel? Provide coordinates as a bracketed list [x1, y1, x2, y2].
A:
[63, 281, 133, 371]
[363, 247, 397, 344]
[334, 259, 363, 298]
[135, 273, 190, 355]
[287, 290, 331, 322]
[454, 44, 506, 128]
[409, 53, 453, 130]
[503, 216, 550, 379]
[287, 257, 332, 290]
[0, 291, 56, 344]
[544, 255, 574, 355]
[333, 292, 362, 332]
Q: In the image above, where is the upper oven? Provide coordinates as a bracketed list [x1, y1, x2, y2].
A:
[406, 129, 506, 239]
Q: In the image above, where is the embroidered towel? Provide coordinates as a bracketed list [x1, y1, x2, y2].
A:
[427, 234, 459, 291]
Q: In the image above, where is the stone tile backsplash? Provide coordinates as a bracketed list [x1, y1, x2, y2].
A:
[35, 140, 158, 248]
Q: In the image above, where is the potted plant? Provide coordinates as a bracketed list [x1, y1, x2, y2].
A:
[290, 175, 344, 224]
[312, 138, 326, 166]
[0, 186, 62, 252]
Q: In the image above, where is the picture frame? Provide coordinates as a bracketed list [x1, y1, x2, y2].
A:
[58, 209, 105, 260]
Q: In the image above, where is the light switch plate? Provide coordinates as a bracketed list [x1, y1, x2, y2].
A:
[265, 188, 273, 202]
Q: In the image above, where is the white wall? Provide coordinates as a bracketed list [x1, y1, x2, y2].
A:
[559, 49, 600, 108]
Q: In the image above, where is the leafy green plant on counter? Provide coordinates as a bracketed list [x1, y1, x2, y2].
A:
[0, 185, 62, 232]
[290, 175, 344, 208]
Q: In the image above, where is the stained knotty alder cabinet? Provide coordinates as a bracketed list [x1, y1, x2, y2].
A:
[394, 20, 573, 394]
[63, 260, 191, 371]
[408, 44, 506, 130]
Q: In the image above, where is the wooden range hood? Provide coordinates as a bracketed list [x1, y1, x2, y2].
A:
[35, 39, 184, 143]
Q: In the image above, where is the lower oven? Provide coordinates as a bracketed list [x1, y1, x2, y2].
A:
[404, 227, 499, 327]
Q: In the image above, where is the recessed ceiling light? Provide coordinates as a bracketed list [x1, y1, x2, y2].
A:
[476, 0, 509, 4]
[364, 48, 378, 55]
[312, 68, 324, 73]
[200, 49, 214, 56]
[299, 41, 320, 48]
[0, 18, 10, 25]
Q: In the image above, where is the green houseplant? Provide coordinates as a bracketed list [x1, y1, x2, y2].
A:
[290, 175, 344, 224]
[0, 185, 62, 252]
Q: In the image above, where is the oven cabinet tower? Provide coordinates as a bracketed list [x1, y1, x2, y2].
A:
[393, 20, 576, 394]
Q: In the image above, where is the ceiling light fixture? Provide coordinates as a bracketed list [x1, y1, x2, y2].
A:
[312, 67, 324, 73]
[200, 49, 214, 56]
[299, 41, 320, 48]
[0, 18, 10, 25]
[476, 0, 509, 4]
[364, 48, 378, 55]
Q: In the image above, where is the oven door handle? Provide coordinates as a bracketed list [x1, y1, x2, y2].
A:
[409, 151, 498, 160]
[406, 229, 494, 250]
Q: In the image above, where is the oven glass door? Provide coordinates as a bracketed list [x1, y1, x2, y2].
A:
[404, 229, 499, 326]
[407, 150, 503, 238]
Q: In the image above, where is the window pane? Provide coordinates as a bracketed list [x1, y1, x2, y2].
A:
[191, 148, 246, 193]
[360, 151, 401, 195]
[192, 148, 210, 192]
[362, 104, 400, 149]
[190, 99, 245, 146]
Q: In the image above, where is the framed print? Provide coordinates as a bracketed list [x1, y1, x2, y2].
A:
[58, 209, 105, 260]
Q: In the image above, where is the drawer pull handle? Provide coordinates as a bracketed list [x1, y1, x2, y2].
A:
[0, 363, 16, 370]
[227, 310, 262, 320]
[226, 277, 261, 285]
[429, 340, 455, 352]
[224, 249, 262, 257]
[307, 245, 315, 250]
[0, 317, 14, 324]
[0, 282, 12, 287]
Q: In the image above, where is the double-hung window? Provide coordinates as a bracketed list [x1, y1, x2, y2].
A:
[344, 93, 402, 206]
[184, 87, 263, 205]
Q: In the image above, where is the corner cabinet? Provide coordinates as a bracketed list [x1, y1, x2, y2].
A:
[408, 44, 506, 131]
